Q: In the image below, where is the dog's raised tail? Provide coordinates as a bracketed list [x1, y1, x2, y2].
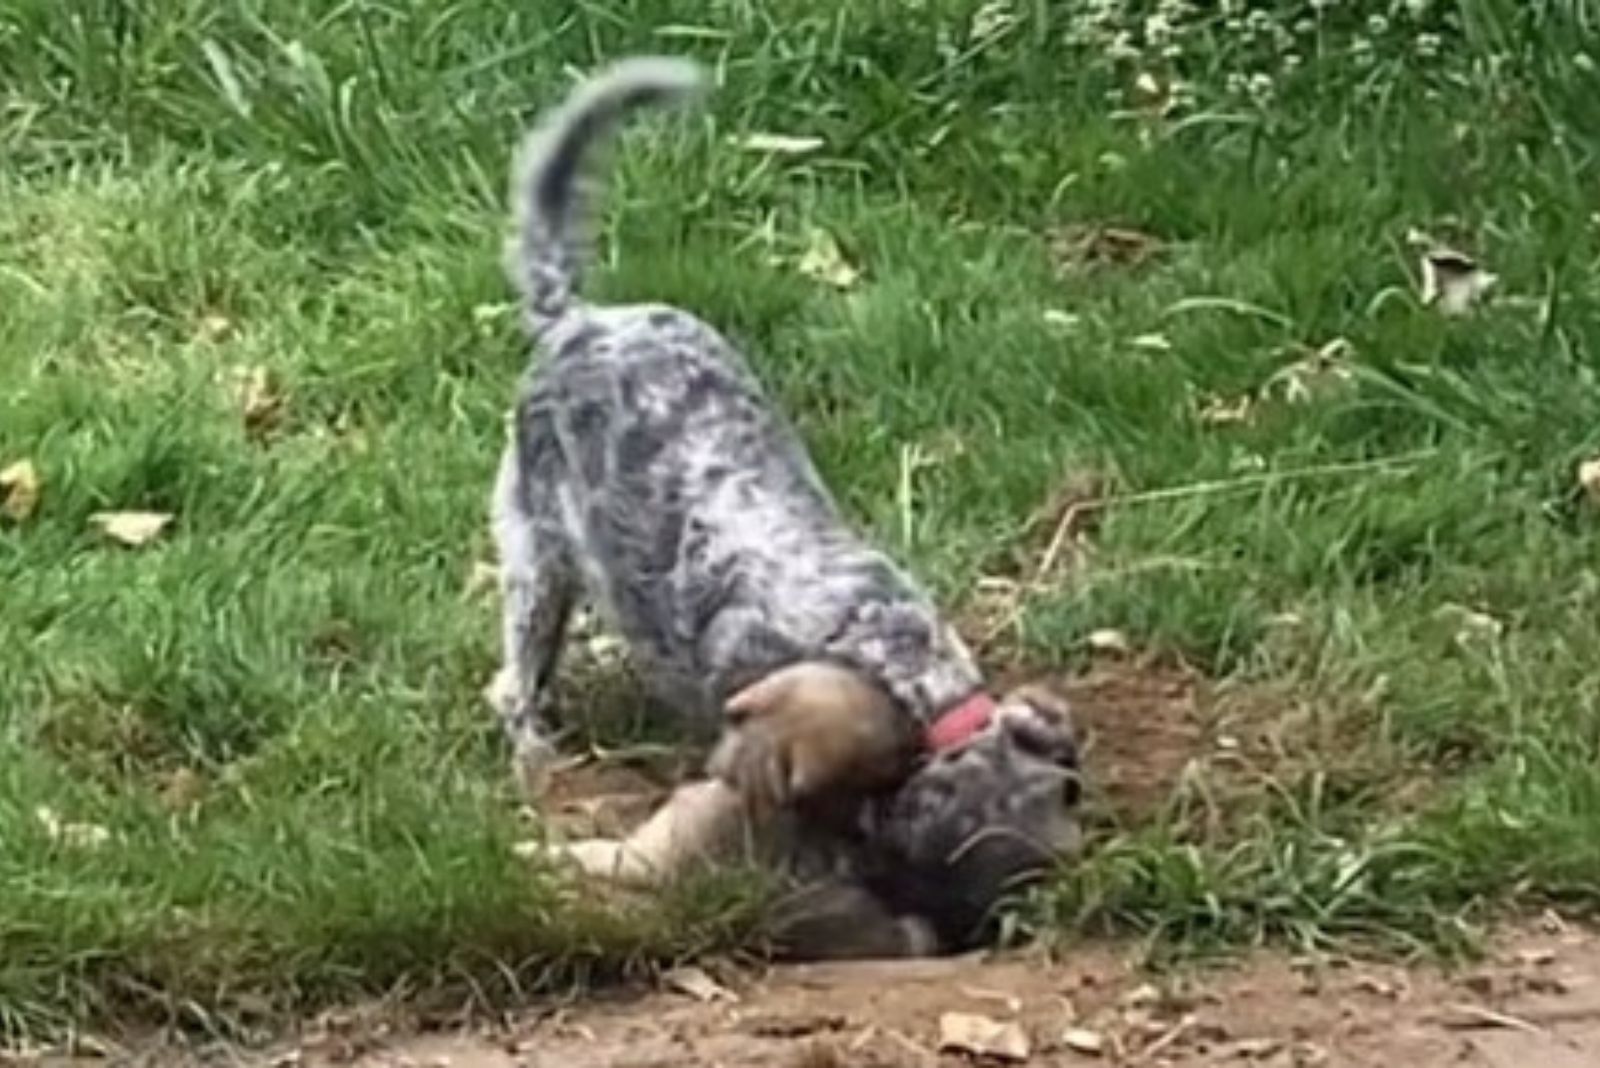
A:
[508, 56, 705, 332]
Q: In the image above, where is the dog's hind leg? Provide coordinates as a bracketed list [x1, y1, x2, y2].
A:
[489, 446, 581, 800]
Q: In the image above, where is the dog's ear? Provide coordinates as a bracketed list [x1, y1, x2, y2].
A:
[723, 661, 883, 723]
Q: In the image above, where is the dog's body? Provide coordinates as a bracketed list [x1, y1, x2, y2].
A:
[490, 57, 984, 796]
[490, 57, 1084, 957]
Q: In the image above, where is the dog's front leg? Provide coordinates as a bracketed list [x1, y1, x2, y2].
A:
[489, 448, 581, 800]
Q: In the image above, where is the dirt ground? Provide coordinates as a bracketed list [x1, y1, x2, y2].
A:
[20, 663, 1598, 1068]
[55, 922, 1600, 1068]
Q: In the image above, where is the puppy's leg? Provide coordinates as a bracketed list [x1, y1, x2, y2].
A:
[490, 449, 580, 800]
[552, 779, 750, 887]
[766, 881, 941, 961]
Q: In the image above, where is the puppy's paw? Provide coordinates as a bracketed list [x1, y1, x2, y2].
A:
[708, 661, 915, 811]
[997, 683, 1078, 765]
[545, 838, 662, 886]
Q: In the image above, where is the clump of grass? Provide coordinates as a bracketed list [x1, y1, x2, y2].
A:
[3, 0, 1600, 1045]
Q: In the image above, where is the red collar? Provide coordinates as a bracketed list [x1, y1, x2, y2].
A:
[925, 691, 998, 751]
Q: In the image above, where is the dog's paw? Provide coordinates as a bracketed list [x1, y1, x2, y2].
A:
[512, 736, 560, 803]
[484, 665, 519, 716]
[709, 661, 915, 811]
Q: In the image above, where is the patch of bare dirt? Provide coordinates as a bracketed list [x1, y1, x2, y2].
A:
[1058, 662, 1209, 823]
[56, 922, 1600, 1067]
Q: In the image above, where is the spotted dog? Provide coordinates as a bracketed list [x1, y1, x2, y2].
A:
[488, 57, 1082, 955]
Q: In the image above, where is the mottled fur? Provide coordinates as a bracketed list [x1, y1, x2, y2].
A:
[490, 56, 983, 791]
[491, 57, 1083, 957]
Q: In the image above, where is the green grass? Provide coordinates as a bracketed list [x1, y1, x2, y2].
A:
[4, 0, 1600, 1043]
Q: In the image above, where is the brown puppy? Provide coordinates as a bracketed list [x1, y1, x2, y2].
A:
[554, 661, 911, 883]
[548, 668, 1084, 959]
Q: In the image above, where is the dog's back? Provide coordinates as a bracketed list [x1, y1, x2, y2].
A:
[505, 59, 981, 722]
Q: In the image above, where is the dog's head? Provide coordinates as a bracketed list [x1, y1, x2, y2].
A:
[869, 684, 1083, 946]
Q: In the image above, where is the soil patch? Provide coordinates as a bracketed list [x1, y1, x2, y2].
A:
[59, 921, 1600, 1067]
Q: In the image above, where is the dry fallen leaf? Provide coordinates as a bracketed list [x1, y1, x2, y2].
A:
[35, 806, 111, 851]
[462, 560, 500, 599]
[796, 228, 861, 290]
[1049, 224, 1163, 273]
[1435, 603, 1502, 647]
[1061, 1027, 1106, 1056]
[235, 366, 286, 440]
[663, 966, 738, 1004]
[158, 767, 208, 812]
[1130, 332, 1172, 353]
[1086, 628, 1132, 656]
[1223, 1037, 1284, 1059]
[735, 132, 825, 156]
[1121, 983, 1161, 1009]
[1195, 392, 1253, 427]
[90, 511, 173, 547]
[1578, 458, 1600, 504]
[1418, 245, 1497, 316]
[969, 0, 1017, 42]
[1263, 338, 1356, 405]
[1, 459, 41, 522]
[195, 312, 235, 343]
[938, 1012, 1031, 1062]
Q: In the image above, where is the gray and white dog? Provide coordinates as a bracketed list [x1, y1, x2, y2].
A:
[488, 57, 1083, 955]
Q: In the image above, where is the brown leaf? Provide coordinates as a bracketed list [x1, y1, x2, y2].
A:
[796, 228, 861, 290]
[1578, 458, 1600, 504]
[1060, 1026, 1106, 1056]
[1087, 628, 1132, 656]
[1049, 224, 1163, 272]
[235, 366, 286, 440]
[462, 560, 500, 599]
[90, 511, 173, 547]
[736, 132, 825, 156]
[1195, 393, 1254, 427]
[1130, 332, 1173, 352]
[158, 767, 208, 812]
[938, 1012, 1031, 1062]
[1417, 245, 1497, 316]
[35, 806, 111, 851]
[1262, 339, 1356, 405]
[663, 966, 738, 1004]
[1, 459, 41, 522]
[195, 313, 235, 343]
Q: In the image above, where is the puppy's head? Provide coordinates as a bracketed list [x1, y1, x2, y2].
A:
[709, 660, 919, 813]
[871, 683, 1082, 946]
